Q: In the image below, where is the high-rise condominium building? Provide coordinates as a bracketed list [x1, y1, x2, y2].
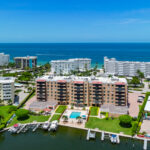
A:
[50, 58, 91, 75]
[14, 56, 37, 69]
[104, 57, 150, 77]
[0, 77, 15, 102]
[0, 53, 9, 66]
[36, 76, 128, 107]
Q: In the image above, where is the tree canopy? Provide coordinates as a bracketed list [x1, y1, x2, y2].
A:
[119, 115, 132, 127]
[16, 109, 29, 120]
[130, 76, 140, 87]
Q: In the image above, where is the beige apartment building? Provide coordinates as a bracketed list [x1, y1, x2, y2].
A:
[0, 77, 15, 102]
[36, 76, 128, 107]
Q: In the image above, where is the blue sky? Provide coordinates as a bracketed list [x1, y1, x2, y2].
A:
[0, 0, 150, 42]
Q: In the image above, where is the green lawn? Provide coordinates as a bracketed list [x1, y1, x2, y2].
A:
[85, 117, 135, 135]
[55, 105, 67, 113]
[0, 106, 12, 118]
[90, 107, 99, 116]
[50, 114, 61, 122]
[8, 115, 49, 127]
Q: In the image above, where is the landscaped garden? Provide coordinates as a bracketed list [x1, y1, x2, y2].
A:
[85, 116, 135, 135]
[90, 107, 99, 116]
[0, 105, 17, 129]
[55, 105, 67, 113]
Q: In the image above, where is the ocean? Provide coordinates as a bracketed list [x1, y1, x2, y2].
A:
[0, 43, 150, 68]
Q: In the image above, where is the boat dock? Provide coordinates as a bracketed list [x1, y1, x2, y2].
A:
[143, 139, 147, 150]
[32, 123, 41, 132]
[17, 124, 26, 134]
[101, 131, 105, 141]
[86, 129, 96, 140]
[48, 120, 58, 131]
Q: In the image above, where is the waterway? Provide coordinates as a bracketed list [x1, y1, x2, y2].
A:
[0, 126, 149, 150]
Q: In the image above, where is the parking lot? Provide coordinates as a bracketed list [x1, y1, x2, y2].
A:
[128, 92, 145, 117]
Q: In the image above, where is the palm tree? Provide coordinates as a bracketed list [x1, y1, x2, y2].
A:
[62, 115, 68, 122]
[136, 69, 144, 84]
[76, 116, 82, 123]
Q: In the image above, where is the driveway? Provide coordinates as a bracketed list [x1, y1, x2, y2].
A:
[128, 93, 144, 117]
[140, 120, 150, 134]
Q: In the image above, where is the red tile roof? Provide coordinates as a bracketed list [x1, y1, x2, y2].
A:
[74, 81, 84, 84]
[57, 80, 66, 83]
[37, 79, 46, 82]
[92, 81, 102, 84]
[115, 82, 125, 85]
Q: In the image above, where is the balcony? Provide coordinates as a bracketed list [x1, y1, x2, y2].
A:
[57, 98, 66, 101]
[93, 96, 102, 100]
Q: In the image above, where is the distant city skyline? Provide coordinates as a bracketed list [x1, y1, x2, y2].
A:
[0, 0, 150, 43]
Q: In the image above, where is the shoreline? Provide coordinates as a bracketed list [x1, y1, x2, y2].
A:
[1, 122, 150, 142]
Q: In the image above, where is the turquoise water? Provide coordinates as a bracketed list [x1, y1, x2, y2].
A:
[70, 112, 81, 118]
[1, 43, 150, 68]
[0, 126, 149, 150]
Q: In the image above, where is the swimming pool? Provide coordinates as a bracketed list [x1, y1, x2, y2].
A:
[70, 112, 81, 119]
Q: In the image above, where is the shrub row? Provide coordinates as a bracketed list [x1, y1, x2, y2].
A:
[137, 92, 150, 122]
[132, 92, 150, 135]
[17, 89, 35, 109]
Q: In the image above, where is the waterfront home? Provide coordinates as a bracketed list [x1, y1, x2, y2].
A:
[36, 75, 128, 107]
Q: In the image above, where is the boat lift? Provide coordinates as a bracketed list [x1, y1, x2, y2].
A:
[86, 129, 96, 140]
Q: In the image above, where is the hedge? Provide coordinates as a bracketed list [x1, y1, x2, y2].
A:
[17, 89, 35, 109]
[0, 89, 35, 130]
[132, 92, 150, 135]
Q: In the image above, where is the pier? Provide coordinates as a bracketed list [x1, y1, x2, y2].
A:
[17, 124, 26, 134]
[86, 129, 96, 140]
[32, 123, 40, 132]
[101, 131, 105, 141]
[143, 139, 147, 150]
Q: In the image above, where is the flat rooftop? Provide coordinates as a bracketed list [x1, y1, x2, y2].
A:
[36, 75, 127, 84]
[51, 58, 91, 63]
[105, 56, 150, 64]
[0, 77, 15, 83]
[144, 96, 150, 112]
[14, 56, 37, 59]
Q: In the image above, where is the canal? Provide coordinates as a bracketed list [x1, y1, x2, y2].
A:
[0, 126, 149, 150]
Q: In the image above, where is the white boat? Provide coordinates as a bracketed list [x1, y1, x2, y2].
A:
[49, 120, 58, 131]
[110, 134, 118, 144]
[9, 124, 20, 134]
[42, 121, 50, 130]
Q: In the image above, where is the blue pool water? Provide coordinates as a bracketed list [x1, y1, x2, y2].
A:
[70, 112, 81, 119]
